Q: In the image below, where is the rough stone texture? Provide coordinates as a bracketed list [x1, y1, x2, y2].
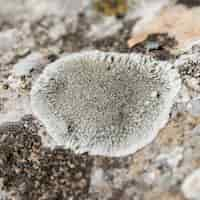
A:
[128, 4, 200, 49]
[0, 0, 200, 199]
[130, 33, 178, 60]
[88, 111, 200, 200]
[182, 168, 200, 200]
[12, 52, 49, 77]
[0, 115, 93, 200]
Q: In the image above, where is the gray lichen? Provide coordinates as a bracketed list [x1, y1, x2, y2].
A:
[31, 51, 181, 157]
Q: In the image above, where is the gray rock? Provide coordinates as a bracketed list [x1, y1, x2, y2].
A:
[0, 29, 20, 54]
[90, 167, 112, 199]
[191, 125, 200, 136]
[26, 0, 86, 19]
[187, 97, 200, 117]
[182, 168, 200, 200]
[87, 17, 123, 40]
[49, 23, 66, 41]
[185, 77, 200, 92]
[12, 52, 48, 77]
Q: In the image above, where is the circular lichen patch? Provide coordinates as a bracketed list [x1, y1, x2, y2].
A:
[31, 51, 181, 156]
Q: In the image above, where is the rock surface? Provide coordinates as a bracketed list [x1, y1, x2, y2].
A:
[0, 116, 93, 200]
[182, 168, 200, 200]
[0, 0, 200, 199]
[128, 4, 200, 49]
[12, 52, 49, 77]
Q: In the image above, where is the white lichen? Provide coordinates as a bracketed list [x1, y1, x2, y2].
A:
[31, 51, 181, 157]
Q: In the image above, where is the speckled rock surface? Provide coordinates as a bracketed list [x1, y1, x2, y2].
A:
[0, 0, 200, 200]
[0, 115, 93, 200]
[182, 168, 200, 200]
